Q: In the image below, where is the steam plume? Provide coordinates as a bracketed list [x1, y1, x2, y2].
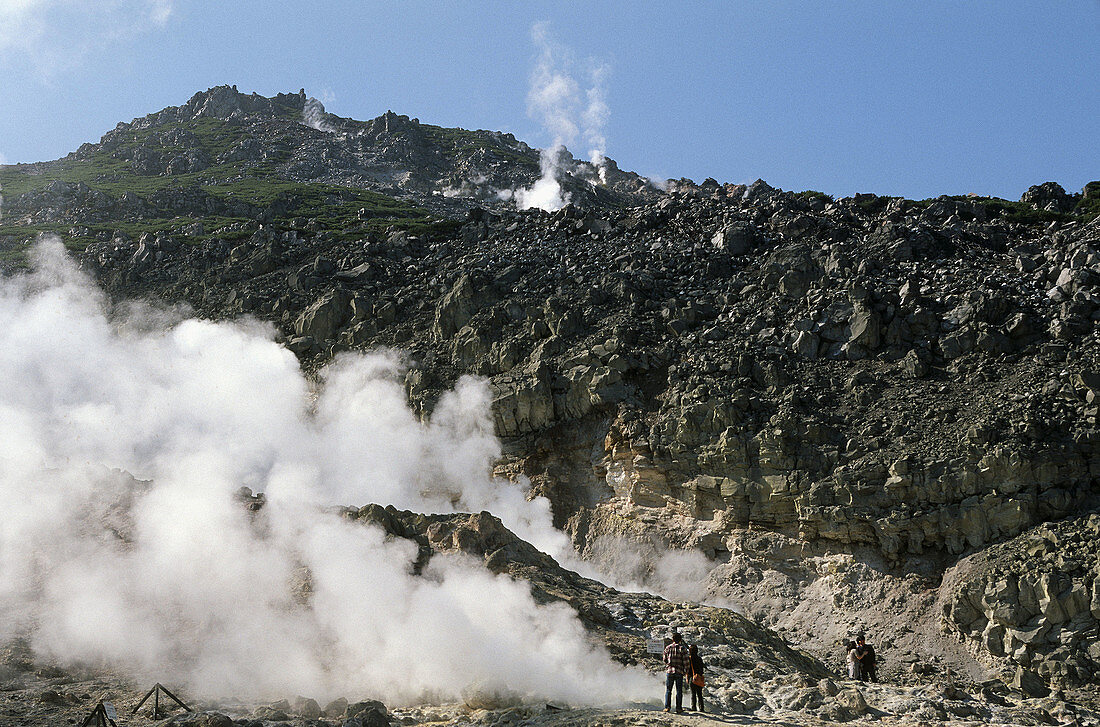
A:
[583, 67, 610, 182]
[0, 239, 654, 705]
[302, 96, 337, 133]
[511, 23, 611, 211]
[583, 535, 725, 606]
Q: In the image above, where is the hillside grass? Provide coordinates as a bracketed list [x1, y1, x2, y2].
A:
[0, 113, 437, 248]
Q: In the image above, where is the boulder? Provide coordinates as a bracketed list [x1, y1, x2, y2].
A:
[461, 685, 521, 710]
[345, 700, 389, 727]
[165, 713, 233, 727]
[778, 270, 810, 299]
[293, 697, 322, 718]
[901, 349, 928, 378]
[251, 706, 290, 721]
[324, 697, 349, 717]
[711, 221, 757, 254]
[294, 289, 352, 342]
[792, 330, 819, 359]
[1011, 666, 1051, 698]
[848, 304, 880, 351]
[834, 687, 869, 715]
[491, 374, 555, 436]
[1021, 182, 1075, 213]
[433, 274, 478, 340]
[286, 335, 319, 357]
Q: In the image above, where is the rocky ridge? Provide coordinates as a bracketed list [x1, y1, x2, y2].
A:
[0, 85, 655, 241]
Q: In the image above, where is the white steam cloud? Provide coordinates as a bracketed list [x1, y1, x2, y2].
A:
[0, 239, 654, 706]
[511, 22, 611, 211]
[509, 146, 571, 212]
[302, 96, 337, 133]
[582, 66, 610, 177]
[584, 535, 723, 606]
[647, 175, 671, 192]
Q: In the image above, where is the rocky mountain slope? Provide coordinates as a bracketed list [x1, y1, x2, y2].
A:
[3, 87, 1100, 718]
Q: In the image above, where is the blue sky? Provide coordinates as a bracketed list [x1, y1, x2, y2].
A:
[0, 1, 1096, 200]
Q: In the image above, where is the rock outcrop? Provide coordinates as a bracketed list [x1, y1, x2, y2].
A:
[941, 512, 1100, 688]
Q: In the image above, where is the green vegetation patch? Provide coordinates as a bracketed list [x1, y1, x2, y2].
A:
[939, 195, 1068, 225]
[1075, 182, 1100, 222]
[0, 117, 284, 199]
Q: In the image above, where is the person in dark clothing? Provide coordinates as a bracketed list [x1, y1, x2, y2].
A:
[663, 632, 689, 713]
[687, 643, 705, 712]
[856, 637, 877, 683]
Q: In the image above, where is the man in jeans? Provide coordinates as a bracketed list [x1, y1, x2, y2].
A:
[663, 632, 690, 713]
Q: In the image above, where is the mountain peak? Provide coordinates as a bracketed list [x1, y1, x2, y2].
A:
[0, 85, 662, 243]
[133, 85, 309, 127]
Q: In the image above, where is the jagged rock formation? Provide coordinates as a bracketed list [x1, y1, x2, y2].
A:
[2, 88, 1100, 698]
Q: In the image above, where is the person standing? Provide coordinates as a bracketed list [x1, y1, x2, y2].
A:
[857, 636, 877, 682]
[687, 643, 706, 713]
[663, 632, 690, 713]
[846, 640, 861, 680]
